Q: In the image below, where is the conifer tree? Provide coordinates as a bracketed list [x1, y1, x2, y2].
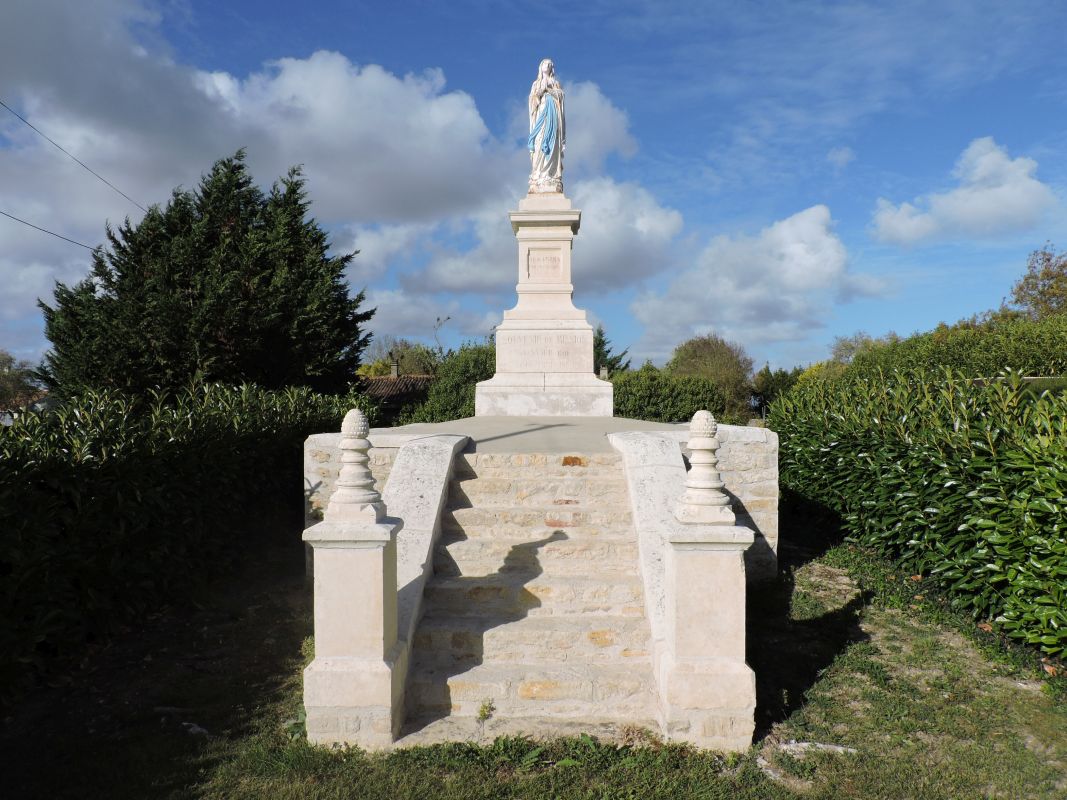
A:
[593, 324, 631, 375]
[40, 152, 373, 397]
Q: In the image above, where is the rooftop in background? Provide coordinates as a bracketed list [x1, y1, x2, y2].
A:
[361, 374, 435, 401]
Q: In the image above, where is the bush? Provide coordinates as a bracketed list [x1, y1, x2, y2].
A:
[848, 314, 1067, 378]
[612, 364, 727, 423]
[770, 370, 1066, 654]
[0, 384, 373, 704]
[400, 343, 495, 423]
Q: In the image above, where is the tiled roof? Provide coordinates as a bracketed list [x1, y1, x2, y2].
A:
[361, 375, 435, 400]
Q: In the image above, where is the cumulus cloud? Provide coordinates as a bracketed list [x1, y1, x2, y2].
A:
[342, 222, 436, 284]
[873, 137, 1056, 245]
[631, 205, 880, 362]
[410, 177, 683, 297]
[0, 0, 530, 354]
[563, 82, 639, 175]
[364, 289, 497, 342]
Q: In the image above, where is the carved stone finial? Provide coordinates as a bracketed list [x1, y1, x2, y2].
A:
[674, 410, 735, 525]
[326, 408, 384, 522]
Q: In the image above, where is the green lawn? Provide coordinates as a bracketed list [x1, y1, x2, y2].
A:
[5, 523, 1065, 799]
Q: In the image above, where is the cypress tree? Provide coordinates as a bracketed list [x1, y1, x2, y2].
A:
[40, 151, 373, 397]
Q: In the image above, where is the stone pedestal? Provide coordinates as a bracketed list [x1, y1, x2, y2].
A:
[303, 409, 405, 748]
[303, 520, 405, 747]
[475, 192, 612, 416]
[661, 524, 756, 750]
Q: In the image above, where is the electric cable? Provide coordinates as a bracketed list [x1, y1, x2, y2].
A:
[0, 97, 147, 213]
[0, 209, 95, 250]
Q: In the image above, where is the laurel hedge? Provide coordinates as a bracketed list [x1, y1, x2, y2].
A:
[0, 384, 373, 704]
[849, 314, 1067, 378]
[770, 370, 1066, 654]
[612, 365, 728, 423]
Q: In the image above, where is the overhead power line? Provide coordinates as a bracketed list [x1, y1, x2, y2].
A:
[0, 209, 95, 250]
[0, 97, 147, 213]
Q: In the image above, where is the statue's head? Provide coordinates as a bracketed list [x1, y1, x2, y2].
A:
[538, 58, 555, 77]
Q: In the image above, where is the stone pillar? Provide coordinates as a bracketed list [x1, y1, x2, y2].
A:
[662, 410, 756, 751]
[303, 408, 404, 748]
[475, 192, 612, 416]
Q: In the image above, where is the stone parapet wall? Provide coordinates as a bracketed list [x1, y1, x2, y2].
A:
[304, 423, 778, 579]
[664, 424, 779, 580]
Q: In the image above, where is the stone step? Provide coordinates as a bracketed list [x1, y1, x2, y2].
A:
[406, 662, 658, 720]
[449, 476, 628, 508]
[443, 506, 633, 531]
[397, 715, 660, 748]
[452, 453, 623, 480]
[433, 535, 638, 577]
[423, 574, 645, 617]
[412, 615, 651, 666]
[439, 521, 634, 541]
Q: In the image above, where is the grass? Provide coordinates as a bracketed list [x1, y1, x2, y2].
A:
[5, 515, 1065, 799]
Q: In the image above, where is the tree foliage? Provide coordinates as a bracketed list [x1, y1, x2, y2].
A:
[39, 151, 373, 398]
[752, 363, 803, 414]
[357, 337, 441, 377]
[593, 324, 630, 375]
[1011, 244, 1067, 320]
[0, 350, 40, 410]
[612, 362, 727, 422]
[400, 342, 495, 422]
[665, 333, 754, 418]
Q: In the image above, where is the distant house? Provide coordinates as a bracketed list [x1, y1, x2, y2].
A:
[360, 372, 434, 422]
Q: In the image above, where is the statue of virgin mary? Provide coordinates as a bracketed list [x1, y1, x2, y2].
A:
[528, 59, 565, 194]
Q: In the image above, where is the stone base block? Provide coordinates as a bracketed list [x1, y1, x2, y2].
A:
[661, 658, 755, 751]
[475, 374, 613, 417]
[304, 656, 402, 748]
[662, 709, 756, 752]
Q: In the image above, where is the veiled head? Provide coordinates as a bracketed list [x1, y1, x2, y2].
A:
[538, 58, 555, 78]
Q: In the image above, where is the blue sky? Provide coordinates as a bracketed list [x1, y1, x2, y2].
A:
[2, 1, 1066, 369]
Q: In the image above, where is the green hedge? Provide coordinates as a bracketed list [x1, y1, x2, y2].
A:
[770, 370, 1066, 654]
[612, 365, 728, 423]
[850, 314, 1067, 378]
[400, 343, 495, 423]
[0, 384, 372, 704]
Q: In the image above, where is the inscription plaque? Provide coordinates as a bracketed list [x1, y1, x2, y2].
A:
[496, 331, 590, 372]
[527, 249, 561, 280]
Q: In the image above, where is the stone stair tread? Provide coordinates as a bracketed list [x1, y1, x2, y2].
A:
[438, 522, 635, 540]
[416, 612, 647, 633]
[406, 661, 658, 720]
[425, 573, 643, 591]
[443, 507, 633, 528]
[438, 526, 635, 541]
[412, 614, 652, 664]
[396, 715, 660, 747]
[436, 536, 636, 563]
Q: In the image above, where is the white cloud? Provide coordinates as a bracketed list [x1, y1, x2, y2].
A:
[873, 137, 1056, 245]
[563, 81, 638, 175]
[364, 289, 496, 342]
[827, 146, 855, 172]
[631, 205, 880, 362]
[0, 1, 528, 355]
[410, 177, 683, 297]
[343, 222, 435, 284]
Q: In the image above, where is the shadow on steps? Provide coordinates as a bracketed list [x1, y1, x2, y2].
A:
[403, 530, 568, 734]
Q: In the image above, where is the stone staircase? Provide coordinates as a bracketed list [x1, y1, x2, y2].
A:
[399, 451, 659, 743]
